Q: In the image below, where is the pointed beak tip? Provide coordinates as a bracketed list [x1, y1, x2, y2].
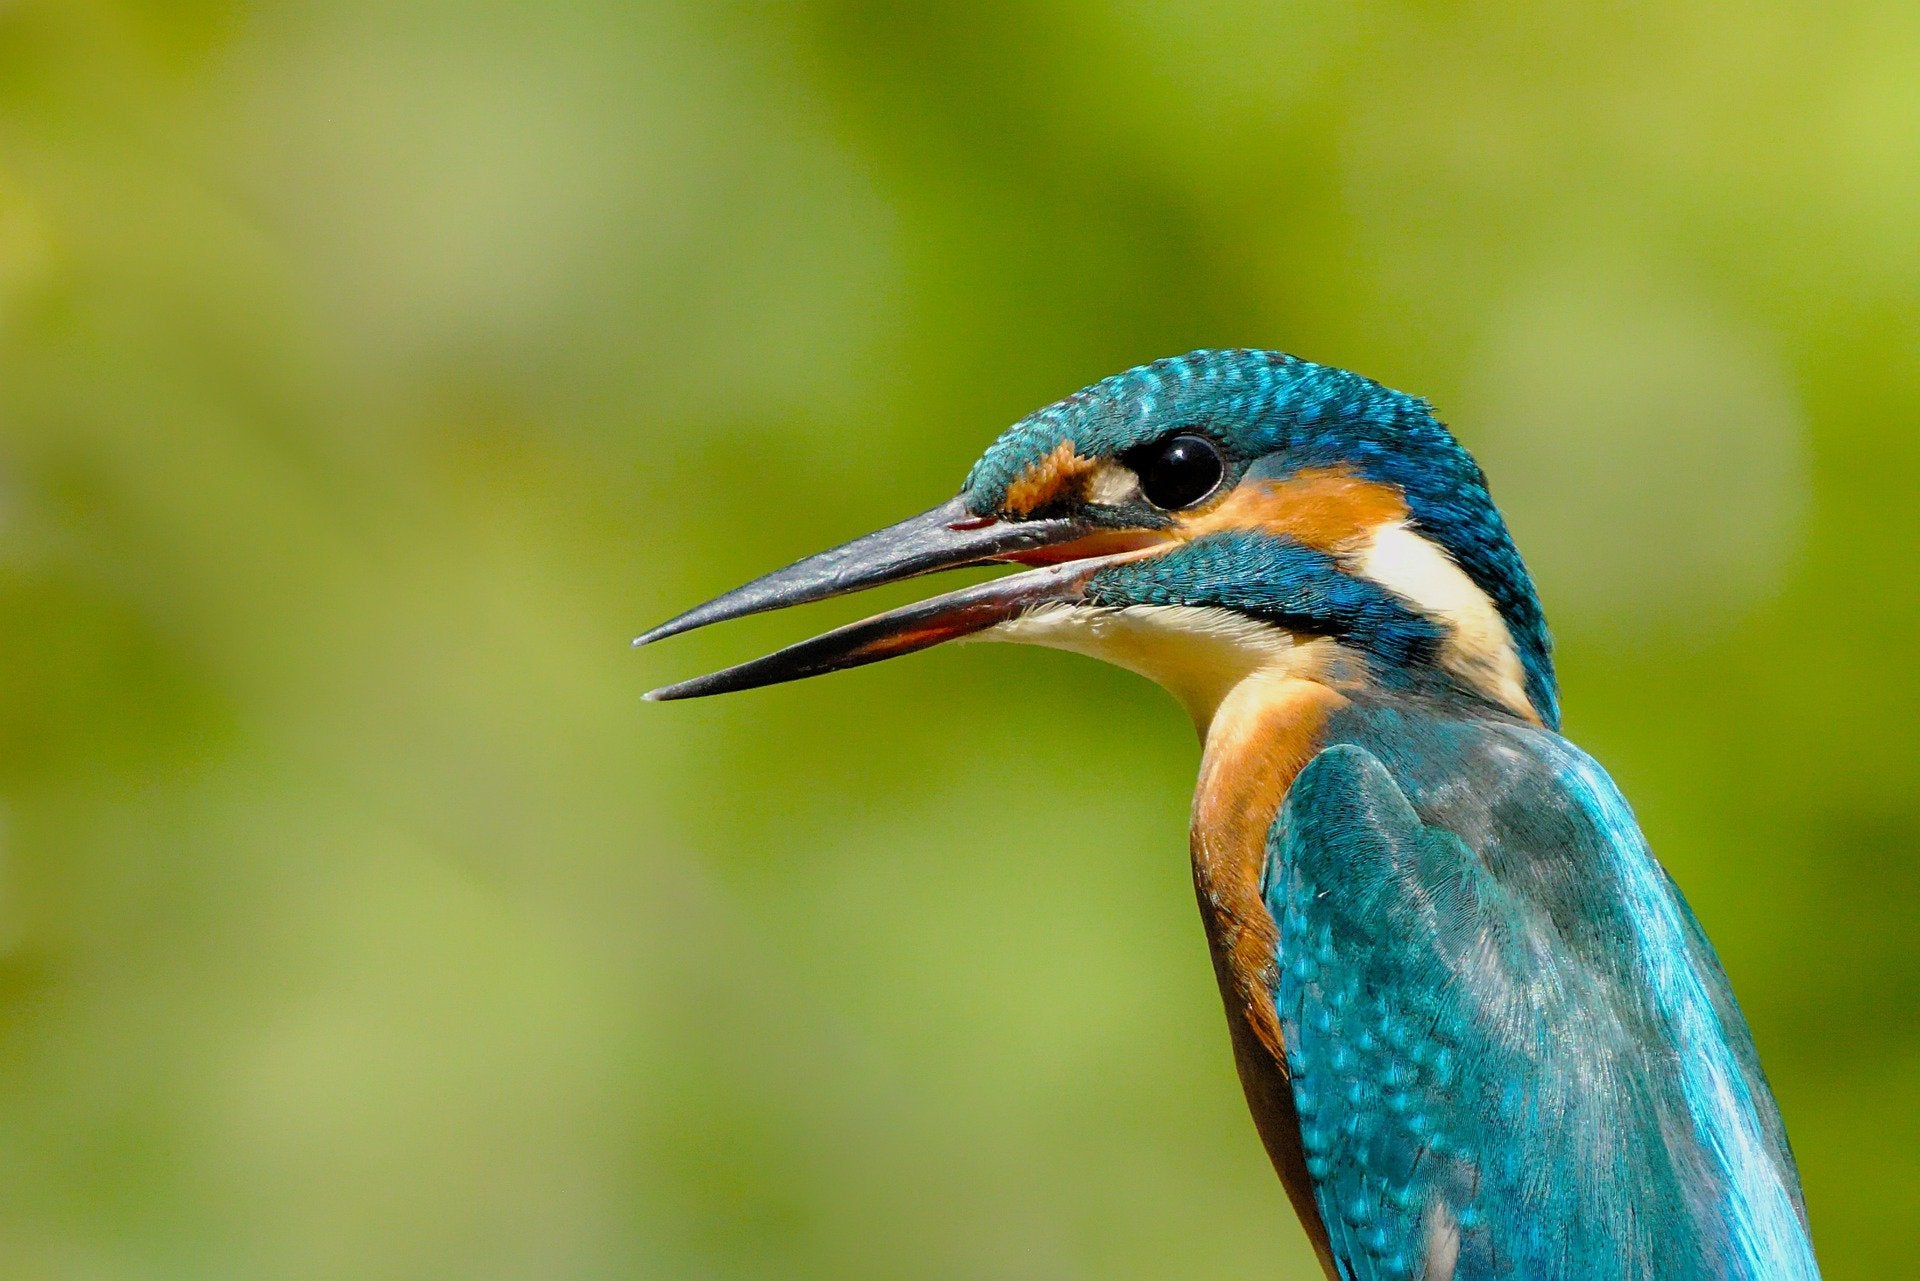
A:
[644, 677, 706, 702]
[632, 615, 694, 648]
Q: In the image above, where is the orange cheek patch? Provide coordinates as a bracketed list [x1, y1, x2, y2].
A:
[1000, 441, 1100, 516]
[1180, 467, 1408, 552]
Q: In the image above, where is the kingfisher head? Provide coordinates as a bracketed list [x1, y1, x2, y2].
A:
[640, 349, 1558, 730]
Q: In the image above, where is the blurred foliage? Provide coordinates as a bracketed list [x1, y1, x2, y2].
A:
[0, 1, 1915, 1277]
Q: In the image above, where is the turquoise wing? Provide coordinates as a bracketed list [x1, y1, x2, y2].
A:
[1266, 739, 1817, 1280]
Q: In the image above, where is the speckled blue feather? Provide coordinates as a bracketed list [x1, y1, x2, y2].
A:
[963, 350, 1559, 726]
[1266, 697, 1818, 1280]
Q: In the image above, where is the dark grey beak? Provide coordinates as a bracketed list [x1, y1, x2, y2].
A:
[637, 495, 1141, 700]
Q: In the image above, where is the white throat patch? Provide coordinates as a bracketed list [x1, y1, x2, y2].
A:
[978, 603, 1315, 735]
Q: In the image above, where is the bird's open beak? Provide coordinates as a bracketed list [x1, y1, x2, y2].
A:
[637, 495, 1158, 700]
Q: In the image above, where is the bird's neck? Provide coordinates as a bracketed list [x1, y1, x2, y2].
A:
[1189, 655, 1345, 1275]
[1189, 653, 1343, 1058]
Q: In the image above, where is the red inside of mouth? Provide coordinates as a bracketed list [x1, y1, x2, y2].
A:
[1001, 529, 1168, 567]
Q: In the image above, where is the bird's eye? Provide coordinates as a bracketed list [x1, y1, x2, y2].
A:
[1130, 433, 1224, 510]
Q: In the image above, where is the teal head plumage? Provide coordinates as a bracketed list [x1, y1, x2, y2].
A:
[959, 350, 1558, 726]
[641, 351, 1818, 1280]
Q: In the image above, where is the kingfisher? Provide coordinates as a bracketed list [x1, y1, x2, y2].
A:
[638, 350, 1820, 1280]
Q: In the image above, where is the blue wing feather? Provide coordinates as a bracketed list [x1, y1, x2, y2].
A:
[1266, 723, 1817, 1281]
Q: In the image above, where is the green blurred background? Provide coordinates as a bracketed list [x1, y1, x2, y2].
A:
[0, 2, 1915, 1277]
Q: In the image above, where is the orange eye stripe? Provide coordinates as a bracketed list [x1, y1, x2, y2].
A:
[1001, 457, 1408, 558]
[1177, 467, 1407, 552]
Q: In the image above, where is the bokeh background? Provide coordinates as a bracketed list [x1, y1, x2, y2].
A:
[0, 2, 1915, 1277]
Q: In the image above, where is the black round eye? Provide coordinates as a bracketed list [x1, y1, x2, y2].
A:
[1131, 433, 1224, 510]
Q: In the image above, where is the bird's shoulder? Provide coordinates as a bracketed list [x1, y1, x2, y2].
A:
[1261, 703, 1816, 1280]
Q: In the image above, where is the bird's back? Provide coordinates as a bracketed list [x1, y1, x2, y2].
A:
[1261, 693, 1817, 1279]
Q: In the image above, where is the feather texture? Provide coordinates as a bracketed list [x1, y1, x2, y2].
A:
[1265, 700, 1817, 1279]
